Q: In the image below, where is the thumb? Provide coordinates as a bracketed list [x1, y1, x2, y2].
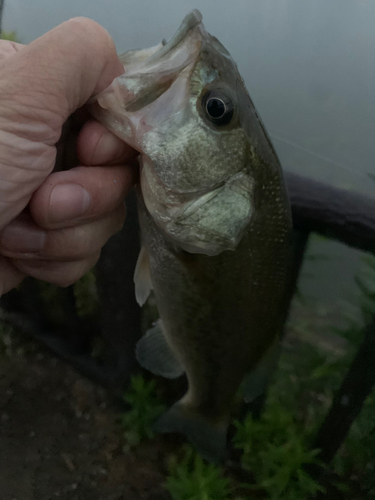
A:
[0, 18, 123, 229]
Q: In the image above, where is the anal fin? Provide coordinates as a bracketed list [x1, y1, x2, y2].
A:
[136, 320, 185, 379]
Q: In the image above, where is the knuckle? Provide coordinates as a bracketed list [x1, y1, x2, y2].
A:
[13, 250, 100, 288]
[50, 225, 96, 261]
[73, 225, 95, 258]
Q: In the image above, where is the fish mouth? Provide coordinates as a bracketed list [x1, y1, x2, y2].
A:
[146, 10, 202, 64]
[90, 10, 204, 150]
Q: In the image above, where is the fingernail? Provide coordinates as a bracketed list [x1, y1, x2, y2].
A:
[0, 220, 45, 253]
[49, 184, 91, 223]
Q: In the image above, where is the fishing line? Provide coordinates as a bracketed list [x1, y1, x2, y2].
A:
[270, 132, 374, 183]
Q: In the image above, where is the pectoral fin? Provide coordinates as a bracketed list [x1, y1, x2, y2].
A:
[136, 320, 185, 378]
[134, 246, 153, 306]
[241, 336, 280, 402]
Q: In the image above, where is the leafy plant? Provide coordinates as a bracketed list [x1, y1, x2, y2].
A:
[121, 374, 166, 447]
[234, 403, 325, 500]
[166, 446, 231, 500]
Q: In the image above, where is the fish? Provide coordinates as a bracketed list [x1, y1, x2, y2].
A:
[90, 10, 293, 460]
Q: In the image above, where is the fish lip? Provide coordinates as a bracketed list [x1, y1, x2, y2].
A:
[120, 11, 204, 110]
[145, 10, 203, 64]
[90, 11, 204, 147]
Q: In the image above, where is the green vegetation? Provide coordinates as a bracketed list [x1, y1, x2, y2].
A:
[32, 270, 99, 323]
[234, 405, 324, 499]
[121, 374, 166, 448]
[166, 447, 231, 500]
[0, 31, 18, 41]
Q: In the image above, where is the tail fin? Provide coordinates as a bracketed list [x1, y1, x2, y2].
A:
[153, 402, 228, 462]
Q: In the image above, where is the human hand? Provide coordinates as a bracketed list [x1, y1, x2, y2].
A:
[0, 18, 137, 297]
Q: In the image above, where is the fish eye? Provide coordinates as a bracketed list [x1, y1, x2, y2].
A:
[202, 90, 234, 126]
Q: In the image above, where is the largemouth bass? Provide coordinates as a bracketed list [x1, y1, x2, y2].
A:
[91, 10, 292, 460]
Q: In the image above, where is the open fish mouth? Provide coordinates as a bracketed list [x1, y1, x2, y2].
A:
[91, 10, 204, 150]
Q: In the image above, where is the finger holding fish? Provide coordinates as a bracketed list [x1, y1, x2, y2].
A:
[77, 120, 138, 166]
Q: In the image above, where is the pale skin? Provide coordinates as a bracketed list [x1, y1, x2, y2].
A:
[0, 18, 138, 297]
